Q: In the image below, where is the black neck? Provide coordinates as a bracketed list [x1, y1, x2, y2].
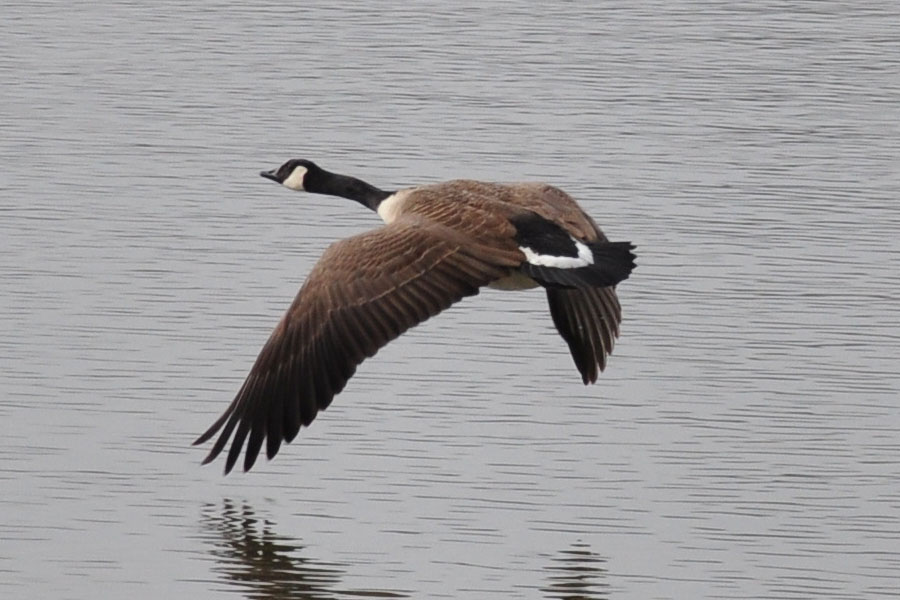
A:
[305, 169, 392, 212]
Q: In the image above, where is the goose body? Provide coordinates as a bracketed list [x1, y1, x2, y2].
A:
[196, 159, 636, 473]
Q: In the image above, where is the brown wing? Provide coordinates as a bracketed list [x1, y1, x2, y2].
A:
[399, 180, 605, 242]
[194, 218, 521, 474]
[502, 183, 607, 242]
[546, 286, 622, 384]
[406, 181, 631, 384]
[506, 185, 627, 382]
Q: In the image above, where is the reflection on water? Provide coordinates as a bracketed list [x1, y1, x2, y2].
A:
[201, 502, 611, 600]
[541, 543, 609, 600]
[3, 0, 899, 598]
[199, 501, 407, 599]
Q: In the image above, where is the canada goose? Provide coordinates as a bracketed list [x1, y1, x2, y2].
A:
[195, 159, 636, 473]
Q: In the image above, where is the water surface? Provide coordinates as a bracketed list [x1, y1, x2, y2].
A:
[2, 1, 899, 598]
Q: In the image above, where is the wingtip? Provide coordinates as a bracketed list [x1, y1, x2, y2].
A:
[197, 442, 232, 474]
[224, 453, 239, 476]
[243, 451, 260, 473]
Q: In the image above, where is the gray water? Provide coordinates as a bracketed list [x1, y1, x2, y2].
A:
[2, 1, 899, 598]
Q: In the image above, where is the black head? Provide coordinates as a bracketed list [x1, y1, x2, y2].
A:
[260, 159, 323, 190]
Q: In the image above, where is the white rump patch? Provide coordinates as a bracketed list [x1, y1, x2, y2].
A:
[376, 189, 410, 224]
[521, 237, 593, 269]
[282, 165, 308, 191]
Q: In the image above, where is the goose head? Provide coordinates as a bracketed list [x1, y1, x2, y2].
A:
[260, 159, 323, 191]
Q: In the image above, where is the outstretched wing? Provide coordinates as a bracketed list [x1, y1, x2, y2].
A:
[194, 218, 521, 474]
[546, 286, 622, 384]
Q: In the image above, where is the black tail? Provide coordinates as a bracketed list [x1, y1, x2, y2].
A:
[520, 241, 636, 289]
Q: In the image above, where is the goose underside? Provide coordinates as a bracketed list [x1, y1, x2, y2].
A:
[487, 271, 540, 290]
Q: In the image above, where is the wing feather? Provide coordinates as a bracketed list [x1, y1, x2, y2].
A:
[195, 219, 516, 473]
[546, 286, 624, 385]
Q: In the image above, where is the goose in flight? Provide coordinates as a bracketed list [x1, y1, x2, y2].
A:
[195, 159, 636, 473]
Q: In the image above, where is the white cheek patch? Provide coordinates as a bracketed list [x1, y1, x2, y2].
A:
[282, 166, 308, 190]
[521, 237, 593, 269]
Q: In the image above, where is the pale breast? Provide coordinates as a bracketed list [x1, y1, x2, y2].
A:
[487, 271, 539, 291]
[376, 189, 414, 224]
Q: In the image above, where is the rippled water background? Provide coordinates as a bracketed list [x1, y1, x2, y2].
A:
[2, 1, 899, 598]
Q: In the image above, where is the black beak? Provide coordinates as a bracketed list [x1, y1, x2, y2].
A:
[260, 170, 281, 183]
